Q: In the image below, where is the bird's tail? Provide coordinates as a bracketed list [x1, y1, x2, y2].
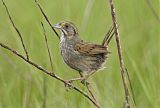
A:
[102, 25, 116, 46]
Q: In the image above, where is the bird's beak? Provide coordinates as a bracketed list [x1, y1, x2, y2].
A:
[53, 23, 61, 29]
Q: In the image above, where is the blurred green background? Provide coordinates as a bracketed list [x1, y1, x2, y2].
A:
[0, 0, 159, 108]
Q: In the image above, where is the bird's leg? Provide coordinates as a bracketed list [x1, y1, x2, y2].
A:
[64, 77, 83, 91]
[79, 72, 90, 86]
[88, 71, 97, 77]
[81, 71, 97, 85]
[64, 72, 83, 90]
[65, 71, 84, 85]
[65, 77, 83, 83]
[64, 72, 90, 90]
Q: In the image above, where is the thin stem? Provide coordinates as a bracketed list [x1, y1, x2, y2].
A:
[126, 68, 137, 107]
[108, 0, 130, 107]
[78, 72, 98, 104]
[102, 25, 114, 46]
[0, 43, 100, 108]
[1, 0, 29, 60]
[41, 22, 54, 74]
[102, 24, 116, 46]
[86, 85, 97, 102]
[35, 0, 60, 39]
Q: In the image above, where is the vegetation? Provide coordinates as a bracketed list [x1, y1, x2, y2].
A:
[0, 0, 159, 108]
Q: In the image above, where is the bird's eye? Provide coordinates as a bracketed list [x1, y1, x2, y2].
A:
[65, 25, 69, 28]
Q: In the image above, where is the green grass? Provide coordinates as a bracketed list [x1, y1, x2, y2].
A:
[0, 0, 159, 108]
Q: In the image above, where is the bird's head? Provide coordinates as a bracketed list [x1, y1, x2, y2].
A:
[54, 21, 78, 38]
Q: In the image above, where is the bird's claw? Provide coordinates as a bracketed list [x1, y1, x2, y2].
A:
[64, 80, 74, 91]
[80, 78, 90, 86]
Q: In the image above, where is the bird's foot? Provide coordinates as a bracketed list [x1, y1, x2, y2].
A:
[80, 78, 90, 86]
[64, 77, 82, 91]
[64, 80, 74, 91]
[64, 77, 90, 90]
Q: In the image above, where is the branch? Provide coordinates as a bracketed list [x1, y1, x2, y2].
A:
[108, 0, 130, 107]
[126, 68, 136, 107]
[1, 0, 29, 60]
[34, 0, 60, 39]
[86, 85, 97, 102]
[41, 22, 54, 74]
[102, 24, 116, 46]
[0, 43, 100, 108]
[78, 72, 99, 106]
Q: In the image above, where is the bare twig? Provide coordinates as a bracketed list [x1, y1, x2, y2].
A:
[125, 68, 136, 107]
[0, 43, 101, 108]
[41, 22, 54, 74]
[34, 0, 60, 39]
[78, 72, 99, 105]
[108, 0, 130, 107]
[145, 0, 160, 22]
[102, 25, 114, 46]
[1, 0, 29, 60]
[102, 24, 117, 46]
[86, 85, 97, 102]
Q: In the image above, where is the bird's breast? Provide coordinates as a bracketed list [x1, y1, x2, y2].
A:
[59, 37, 106, 73]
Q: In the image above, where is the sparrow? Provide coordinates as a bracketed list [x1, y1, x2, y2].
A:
[54, 21, 115, 84]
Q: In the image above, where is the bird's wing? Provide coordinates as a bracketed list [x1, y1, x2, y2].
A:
[74, 42, 108, 55]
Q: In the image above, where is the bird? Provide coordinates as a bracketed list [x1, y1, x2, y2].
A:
[54, 21, 115, 84]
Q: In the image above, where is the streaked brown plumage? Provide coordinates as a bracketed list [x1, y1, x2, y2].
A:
[54, 21, 114, 83]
